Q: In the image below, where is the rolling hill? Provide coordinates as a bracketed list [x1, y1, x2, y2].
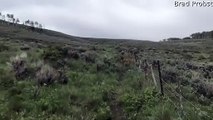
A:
[0, 20, 213, 120]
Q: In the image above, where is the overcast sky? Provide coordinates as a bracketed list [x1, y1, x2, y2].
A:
[0, 0, 213, 41]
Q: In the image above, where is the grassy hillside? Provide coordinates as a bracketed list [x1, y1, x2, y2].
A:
[0, 21, 213, 120]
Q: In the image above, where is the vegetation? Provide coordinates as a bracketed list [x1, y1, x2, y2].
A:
[166, 30, 213, 41]
[191, 31, 213, 39]
[0, 12, 43, 30]
[0, 16, 213, 120]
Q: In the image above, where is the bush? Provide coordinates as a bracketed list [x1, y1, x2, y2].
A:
[95, 103, 111, 120]
[42, 46, 65, 61]
[9, 52, 28, 80]
[162, 67, 178, 83]
[183, 53, 193, 60]
[67, 49, 80, 59]
[80, 51, 96, 63]
[143, 88, 159, 107]
[193, 80, 213, 99]
[35, 61, 68, 86]
[119, 52, 135, 67]
[35, 64, 58, 86]
[155, 107, 173, 120]
[209, 54, 213, 62]
[36, 88, 71, 115]
[96, 61, 117, 73]
[120, 93, 143, 113]
[7, 95, 24, 112]
[4, 86, 24, 115]
[198, 55, 206, 60]
[0, 69, 15, 89]
[0, 44, 9, 52]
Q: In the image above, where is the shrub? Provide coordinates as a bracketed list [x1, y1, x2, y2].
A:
[143, 88, 159, 107]
[0, 69, 15, 89]
[155, 108, 172, 120]
[183, 53, 193, 60]
[120, 93, 143, 113]
[5, 87, 24, 114]
[20, 44, 30, 51]
[36, 88, 71, 115]
[198, 55, 206, 60]
[42, 46, 65, 61]
[0, 44, 9, 52]
[7, 87, 22, 97]
[209, 54, 213, 62]
[35, 64, 58, 86]
[95, 103, 111, 120]
[96, 61, 117, 73]
[9, 52, 28, 80]
[162, 67, 178, 83]
[7, 94, 24, 112]
[192, 80, 213, 99]
[80, 51, 96, 63]
[57, 70, 68, 84]
[35, 61, 68, 86]
[119, 52, 135, 67]
[67, 49, 80, 59]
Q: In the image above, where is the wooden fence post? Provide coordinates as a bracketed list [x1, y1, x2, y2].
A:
[150, 64, 157, 87]
[178, 80, 184, 119]
[144, 59, 148, 81]
[157, 60, 164, 96]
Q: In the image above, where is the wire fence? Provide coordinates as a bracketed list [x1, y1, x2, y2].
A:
[139, 59, 212, 119]
[162, 79, 212, 119]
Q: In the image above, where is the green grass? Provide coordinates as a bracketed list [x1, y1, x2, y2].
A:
[0, 23, 213, 119]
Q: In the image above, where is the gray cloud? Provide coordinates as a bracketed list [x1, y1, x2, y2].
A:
[0, 0, 213, 41]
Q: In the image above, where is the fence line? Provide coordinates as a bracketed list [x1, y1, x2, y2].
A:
[139, 59, 212, 119]
[162, 79, 212, 119]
